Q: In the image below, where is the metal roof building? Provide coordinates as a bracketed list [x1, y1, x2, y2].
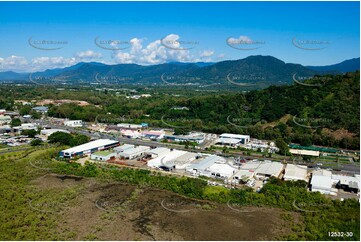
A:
[284, 164, 308, 182]
[167, 152, 200, 169]
[117, 145, 150, 159]
[90, 151, 116, 162]
[310, 170, 334, 195]
[114, 144, 134, 153]
[290, 149, 320, 157]
[255, 161, 284, 178]
[207, 163, 236, 178]
[60, 139, 119, 158]
[147, 149, 185, 168]
[234, 169, 255, 182]
[186, 155, 226, 177]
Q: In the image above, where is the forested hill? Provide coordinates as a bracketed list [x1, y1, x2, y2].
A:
[1, 56, 359, 90]
[1, 72, 359, 149]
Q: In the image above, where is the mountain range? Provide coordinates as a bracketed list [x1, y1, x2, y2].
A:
[0, 55, 359, 89]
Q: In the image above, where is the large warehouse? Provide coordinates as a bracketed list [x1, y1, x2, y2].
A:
[215, 133, 250, 147]
[59, 139, 119, 158]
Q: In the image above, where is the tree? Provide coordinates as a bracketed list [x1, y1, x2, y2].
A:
[21, 129, 37, 138]
[10, 118, 21, 127]
[70, 134, 90, 146]
[275, 138, 289, 155]
[48, 132, 73, 145]
[300, 135, 313, 146]
[30, 139, 43, 146]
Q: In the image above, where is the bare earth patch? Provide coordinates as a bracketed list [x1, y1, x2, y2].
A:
[32, 174, 298, 241]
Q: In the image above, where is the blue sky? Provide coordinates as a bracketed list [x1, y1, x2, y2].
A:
[0, 1, 359, 72]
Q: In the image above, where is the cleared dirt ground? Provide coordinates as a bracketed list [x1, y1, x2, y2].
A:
[30, 173, 298, 241]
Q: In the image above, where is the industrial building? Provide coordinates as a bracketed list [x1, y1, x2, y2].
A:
[167, 152, 200, 169]
[283, 164, 309, 182]
[235, 160, 284, 179]
[142, 130, 165, 140]
[120, 129, 141, 139]
[289, 149, 320, 157]
[13, 123, 38, 132]
[32, 106, 49, 113]
[254, 161, 284, 178]
[114, 144, 135, 154]
[117, 123, 148, 130]
[234, 169, 255, 182]
[310, 170, 335, 195]
[90, 151, 116, 162]
[147, 148, 183, 168]
[215, 133, 250, 147]
[207, 163, 236, 179]
[64, 120, 83, 127]
[332, 174, 360, 193]
[59, 139, 119, 158]
[145, 147, 170, 159]
[164, 132, 205, 144]
[117, 145, 150, 159]
[0, 115, 11, 125]
[186, 155, 228, 177]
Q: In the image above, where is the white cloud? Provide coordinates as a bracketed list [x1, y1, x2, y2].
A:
[0, 56, 29, 72]
[74, 50, 102, 59]
[227, 36, 253, 45]
[0, 50, 103, 72]
[113, 34, 208, 65]
[200, 50, 214, 58]
[0, 35, 218, 72]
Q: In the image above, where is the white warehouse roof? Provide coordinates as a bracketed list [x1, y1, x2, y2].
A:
[145, 147, 170, 157]
[219, 133, 250, 139]
[207, 163, 236, 178]
[311, 170, 333, 194]
[114, 144, 135, 152]
[290, 149, 320, 157]
[255, 161, 284, 178]
[284, 164, 308, 182]
[188, 155, 225, 171]
[234, 169, 255, 181]
[147, 149, 186, 168]
[62, 139, 119, 155]
[215, 137, 241, 144]
[120, 146, 150, 156]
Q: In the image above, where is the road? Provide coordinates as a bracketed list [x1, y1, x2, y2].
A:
[25, 118, 361, 175]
